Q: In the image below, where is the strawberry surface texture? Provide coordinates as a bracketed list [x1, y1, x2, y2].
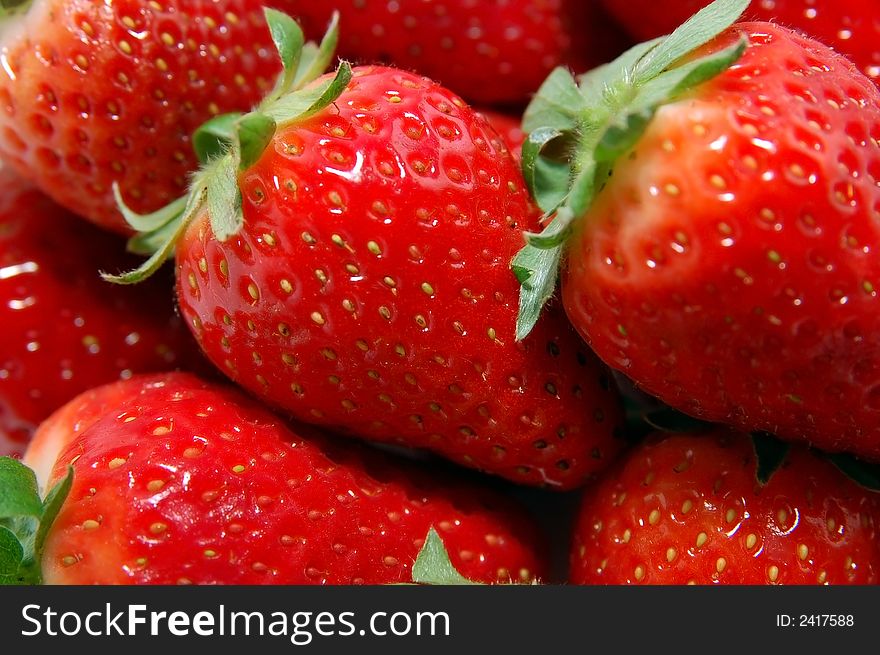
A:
[0, 169, 199, 457]
[23, 372, 546, 585]
[171, 64, 625, 490]
[570, 431, 880, 584]
[0, 0, 282, 232]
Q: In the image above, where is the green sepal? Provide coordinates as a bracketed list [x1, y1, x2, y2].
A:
[524, 206, 576, 250]
[629, 37, 747, 118]
[633, 0, 749, 83]
[207, 154, 244, 242]
[108, 6, 343, 283]
[514, 0, 749, 341]
[0, 458, 73, 585]
[0, 526, 25, 584]
[113, 183, 186, 234]
[264, 7, 305, 99]
[293, 11, 340, 90]
[192, 113, 242, 165]
[513, 224, 564, 341]
[826, 453, 880, 492]
[521, 127, 571, 215]
[103, 183, 208, 284]
[411, 528, 480, 586]
[266, 60, 353, 127]
[752, 432, 790, 486]
[237, 112, 277, 172]
[522, 67, 586, 135]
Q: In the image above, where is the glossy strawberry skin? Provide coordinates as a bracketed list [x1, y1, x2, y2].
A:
[570, 431, 880, 585]
[563, 24, 880, 459]
[0, 170, 201, 458]
[602, 0, 880, 84]
[477, 110, 525, 161]
[276, 0, 627, 105]
[24, 372, 546, 585]
[176, 66, 625, 490]
[0, 0, 280, 233]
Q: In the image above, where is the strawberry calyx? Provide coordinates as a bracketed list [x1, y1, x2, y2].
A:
[410, 528, 482, 586]
[103, 8, 349, 285]
[0, 457, 72, 585]
[513, 0, 750, 340]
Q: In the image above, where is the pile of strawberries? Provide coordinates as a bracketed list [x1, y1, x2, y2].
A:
[1, 0, 879, 586]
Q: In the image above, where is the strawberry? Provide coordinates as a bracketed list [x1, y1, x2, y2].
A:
[0, 0, 283, 233]
[514, 1, 880, 461]
[276, 0, 628, 105]
[601, 0, 880, 85]
[109, 14, 625, 490]
[570, 431, 880, 584]
[0, 372, 545, 585]
[0, 169, 201, 458]
[477, 109, 525, 161]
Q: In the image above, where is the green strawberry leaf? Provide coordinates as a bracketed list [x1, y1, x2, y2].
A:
[207, 154, 244, 242]
[107, 5, 344, 284]
[521, 127, 570, 215]
[0, 458, 73, 585]
[513, 239, 563, 341]
[522, 67, 586, 135]
[513, 0, 749, 340]
[103, 184, 208, 284]
[265, 7, 304, 99]
[192, 113, 242, 165]
[826, 453, 880, 492]
[751, 432, 791, 486]
[0, 526, 25, 582]
[630, 37, 747, 116]
[524, 207, 576, 250]
[411, 528, 480, 586]
[633, 0, 749, 83]
[293, 11, 340, 90]
[0, 457, 41, 519]
[267, 60, 353, 127]
[113, 183, 187, 234]
[237, 112, 277, 172]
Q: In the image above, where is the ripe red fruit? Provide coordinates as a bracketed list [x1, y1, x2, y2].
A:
[601, 0, 880, 84]
[515, 2, 880, 460]
[19, 372, 546, 585]
[0, 0, 281, 233]
[477, 110, 525, 161]
[181, 65, 623, 489]
[277, 0, 627, 104]
[112, 14, 626, 490]
[0, 170, 200, 458]
[570, 431, 880, 584]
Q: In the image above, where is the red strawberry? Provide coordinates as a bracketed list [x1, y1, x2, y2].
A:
[7, 372, 545, 585]
[276, 0, 627, 105]
[478, 109, 525, 161]
[601, 0, 880, 85]
[0, 0, 282, 233]
[109, 17, 625, 490]
[515, 2, 880, 460]
[0, 169, 201, 458]
[570, 431, 880, 584]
